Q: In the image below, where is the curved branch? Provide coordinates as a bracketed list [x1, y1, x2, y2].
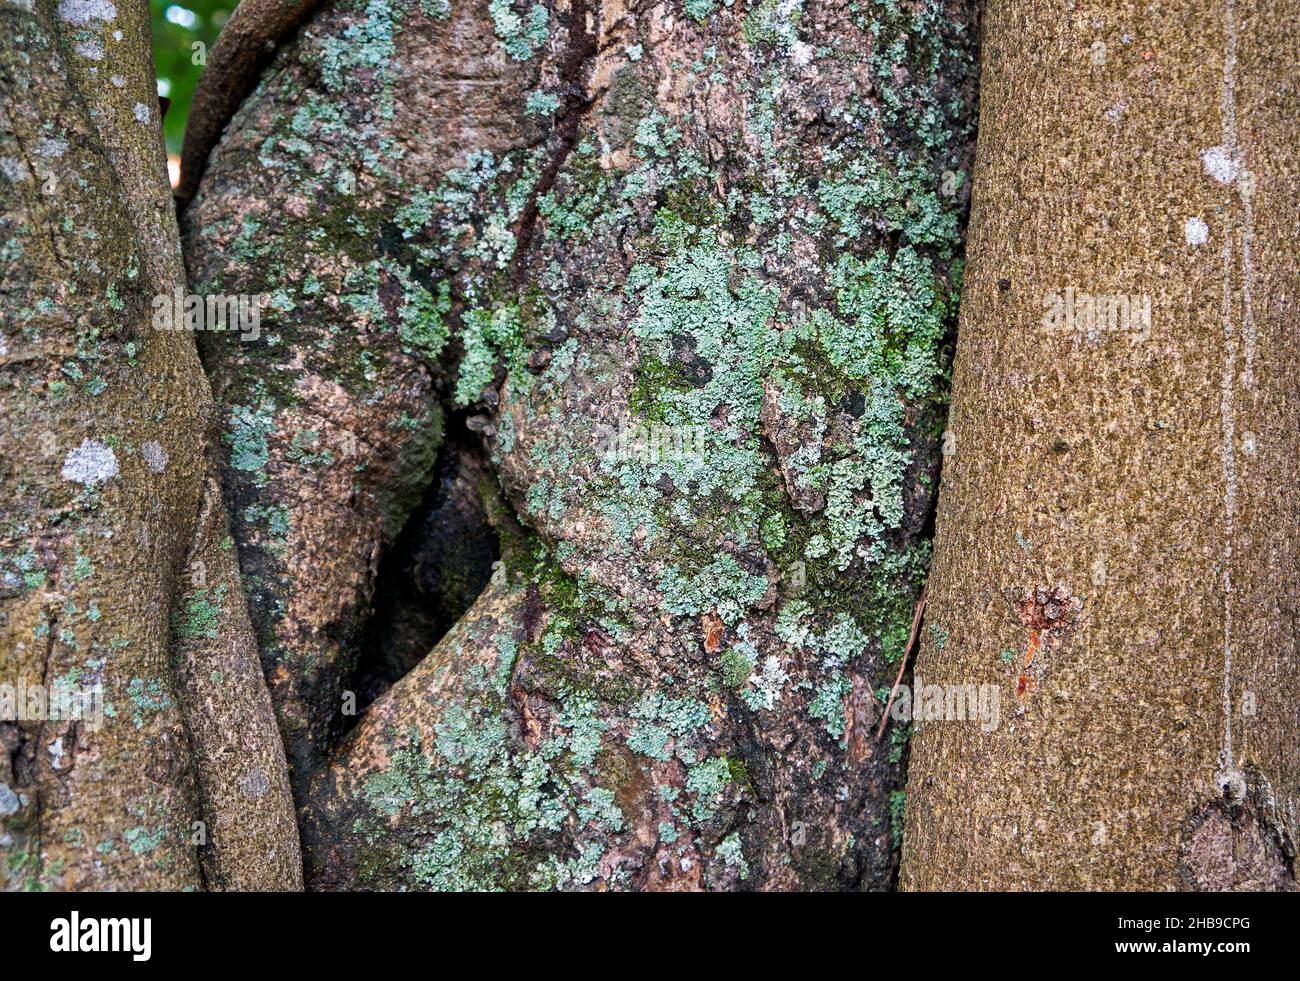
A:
[177, 0, 322, 209]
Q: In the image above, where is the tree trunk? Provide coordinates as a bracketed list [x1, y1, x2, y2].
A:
[900, 0, 1299, 890]
[185, 0, 979, 889]
[0, 0, 299, 890]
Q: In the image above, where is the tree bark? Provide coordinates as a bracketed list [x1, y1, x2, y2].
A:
[176, 0, 323, 209]
[0, 0, 299, 890]
[901, 0, 1299, 890]
[186, 0, 979, 888]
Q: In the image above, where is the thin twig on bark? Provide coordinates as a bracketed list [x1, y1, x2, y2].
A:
[875, 585, 927, 743]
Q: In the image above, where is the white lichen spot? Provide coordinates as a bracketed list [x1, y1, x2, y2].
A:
[790, 40, 814, 66]
[0, 782, 19, 816]
[1184, 216, 1209, 247]
[57, 0, 116, 25]
[1241, 431, 1257, 455]
[0, 157, 31, 182]
[110, 74, 126, 88]
[34, 136, 68, 158]
[48, 737, 65, 770]
[238, 769, 271, 799]
[0, 333, 8, 357]
[1105, 98, 1126, 124]
[132, 102, 151, 125]
[752, 654, 789, 710]
[1201, 145, 1239, 184]
[74, 38, 104, 61]
[62, 438, 119, 486]
[141, 440, 168, 473]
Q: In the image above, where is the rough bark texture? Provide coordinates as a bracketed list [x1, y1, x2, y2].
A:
[901, 0, 1299, 890]
[187, 0, 978, 890]
[176, 0, 323, 208]
[0, 0, 299, 890]
[172, 476, 303, 889]
[181, 0, 487, 792]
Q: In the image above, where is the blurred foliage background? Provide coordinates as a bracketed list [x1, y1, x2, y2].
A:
[151, 0, 240, 156]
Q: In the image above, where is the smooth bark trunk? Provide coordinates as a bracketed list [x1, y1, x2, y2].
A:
[901, 0, 1299, 890]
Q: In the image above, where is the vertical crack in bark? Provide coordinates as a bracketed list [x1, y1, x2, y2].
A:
[28, 581, 62, 886]
[170, 482, 221, 893]
[350, 422, 501, 715]
[507, 0, 598, 287]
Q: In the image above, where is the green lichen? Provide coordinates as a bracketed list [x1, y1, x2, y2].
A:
[125, 678, 172, 730]
[525, 89, 560, 117]
[719, 648, 753, 690]
[808, 673, 852, 741]
[489, 0, 549, 61]
[455, 304, 524, 406]
[171, 584, 227, 641]
[716, 831, 750, 879]
[353, 649, 630, 891]
[685, 756, 732, 821]
[626, 690, 712, 764]
[657, 555, 768, 621]
[685, 0, 719, 23]
[124, 825, 165, 855]
[395, 270, 451, 364]
[223, 387, 276, 479]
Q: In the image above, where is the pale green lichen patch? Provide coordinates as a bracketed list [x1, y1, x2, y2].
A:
[353, 674, 634, 890]
[171, 584, 228, 641]
[489, 0, 549, 61]
[125, 678, 173, 730]
[223, 388, 276, 479]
